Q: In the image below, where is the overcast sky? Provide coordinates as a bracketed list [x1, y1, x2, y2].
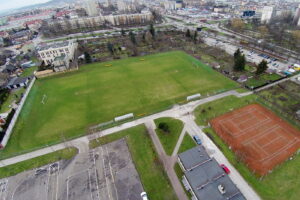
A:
[0, 0, 50, 12]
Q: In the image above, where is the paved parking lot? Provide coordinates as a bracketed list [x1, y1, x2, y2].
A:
[204, 36, 291, 72]
[0, 139, 143, 200]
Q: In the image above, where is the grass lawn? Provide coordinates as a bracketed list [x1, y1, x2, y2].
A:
[20, 66, 37, 77]
[178, 133, 197, 154]
[194, 95, 257, 126]
[261, 73, 282, 81]
[235, 88, 249, 93]
[0, 88, 26, 113]
[203, 127, 300, 200]
[0, 147, 77, 179]
[154, 117, 184, 155]
[245, 73, 282, 88]
[89, 125, 178, 200]
[2, 51, 237, 156]
[245, 78, 267, 88]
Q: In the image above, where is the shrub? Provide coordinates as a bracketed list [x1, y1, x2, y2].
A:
[158, 122, 170, 133]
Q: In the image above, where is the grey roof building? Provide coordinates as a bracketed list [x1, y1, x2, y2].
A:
[178, 145, 211, 171]
[6, 76, 32, 89]
[178, 146, 246, 200]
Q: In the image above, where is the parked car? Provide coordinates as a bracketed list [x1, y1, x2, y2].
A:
[193, 135, 202, 145]
[220, 164, 230, 174]
[141, 192, 148, 200]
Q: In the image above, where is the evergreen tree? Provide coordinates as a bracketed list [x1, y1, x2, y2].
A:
[129, 31, 137, 45]
[84, 52, 92, 63]
[107, 42, 114, 55]
[256, 60, 268, 75]
[149, 24, 155, 38]
[234, 54, 245, 71]
[142, 32, 146, 42]
[193, 31, 198, 42]
[186, 29, 191, 38]
[121, 28, 126, 36]
[234, 48, 241, 59]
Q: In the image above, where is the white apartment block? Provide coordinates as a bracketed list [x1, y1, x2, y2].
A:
[85, 0, 100, 17]
[37, 40, 78, 67]
[294, 5, 300, 25]
[261, 6, 274, 24]
[48, 13, 153, 30]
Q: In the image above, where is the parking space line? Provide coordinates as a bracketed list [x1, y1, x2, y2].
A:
[66, 177, 69, 200]
[100, 146, 112, 200]
[0, 179, 8, 200]
[47, 166, 51, 200]
[91, 150, 101, 200]
[105, 146, 118, 200]
[55, 165, 59, 200]
[87, 170, 93, 200]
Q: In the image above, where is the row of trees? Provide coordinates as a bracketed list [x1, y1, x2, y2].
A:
[185, 29, 198, 43]
[233, 48, 268, 75]
[81, 24, 158, 63]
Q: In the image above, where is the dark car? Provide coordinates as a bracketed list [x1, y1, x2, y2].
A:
[193, 135, 202, 145]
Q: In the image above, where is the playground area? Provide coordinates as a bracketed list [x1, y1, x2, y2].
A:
[210, 104, 300, 175]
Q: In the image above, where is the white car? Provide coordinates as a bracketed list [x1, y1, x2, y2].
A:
[141, 192, 148, 200]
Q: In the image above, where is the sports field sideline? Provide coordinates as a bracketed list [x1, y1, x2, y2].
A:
[2, 51, 237, 155]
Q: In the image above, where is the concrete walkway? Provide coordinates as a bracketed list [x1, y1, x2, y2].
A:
[171, 126, 187, 157]
[145, 121, 188, 200]
[0, 137, 89, 167]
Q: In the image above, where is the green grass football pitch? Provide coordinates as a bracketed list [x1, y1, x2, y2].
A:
[1, 51, 237, 155]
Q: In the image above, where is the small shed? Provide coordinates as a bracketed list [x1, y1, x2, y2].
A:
[2, 64, 17, 74]
[296, 110, 300, 120]
[6, 76, 31, 89]
[237, 75, 248, 83]
[211, 62, 220, 69]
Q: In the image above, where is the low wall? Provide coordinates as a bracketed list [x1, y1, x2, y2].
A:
[35, 68, 78, 79]
[0, 77, 36, 148]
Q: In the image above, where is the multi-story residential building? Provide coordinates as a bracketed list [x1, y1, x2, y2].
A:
[293, 5, 300, 25]
[36, 40, 78, 69]
[261, 6, 274, 24]
[47, 12, 153, 30]
[85, 0, 100, 16]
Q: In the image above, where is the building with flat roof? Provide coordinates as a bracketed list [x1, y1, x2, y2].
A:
[85, 0, 100, 16]
[36, 40, 77, 69]
[178, 145, 211, 171]
[6, 76, 32, 89]
[261, 6, 274, 24]
[178, 146, 245, 200]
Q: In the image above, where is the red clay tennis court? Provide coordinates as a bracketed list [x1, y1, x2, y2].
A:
[210, 104, 300, 176]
